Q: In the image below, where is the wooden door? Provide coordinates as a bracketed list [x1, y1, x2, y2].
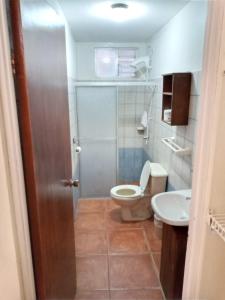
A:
[10, 1, 76, 299]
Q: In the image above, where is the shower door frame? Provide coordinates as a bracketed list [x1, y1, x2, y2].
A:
[0, 1, 35, 299]
[74, 81, 155, 196]
[75, 84, 118, 198]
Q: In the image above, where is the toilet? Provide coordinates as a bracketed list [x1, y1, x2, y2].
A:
[110, 161, 168, 221]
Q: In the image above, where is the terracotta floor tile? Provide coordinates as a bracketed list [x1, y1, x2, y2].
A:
[75, 290, 110, 300]
[144, 221, 162, 252]
[108, 229, 149, 254]
[78, 199, 107, 213]
[149, 239, 162, 252]
[75, 231, 107, 255]
[107, 208, 144, 229]
[152, 253, 161, 273]
[110, 289, 163, 300]
[109, 255, 160, 289]
[143, 219, 158, 239]
[107, 200, 120, 211]
[76, 256, 109, 290]
[75, 212, 106, 231]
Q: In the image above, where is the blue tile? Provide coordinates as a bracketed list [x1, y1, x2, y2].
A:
[166, 182, 176, 192]
[118, 148, 149, 183]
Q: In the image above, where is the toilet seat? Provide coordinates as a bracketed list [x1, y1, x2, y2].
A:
[110, 185, 144, 201]
[110, 161, 168, 221]
[111, 161, 151, 202]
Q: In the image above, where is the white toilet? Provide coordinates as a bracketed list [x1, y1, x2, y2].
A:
[110, 161, 168, 221]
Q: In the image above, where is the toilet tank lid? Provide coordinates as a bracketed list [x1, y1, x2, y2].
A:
[150, 163, 168, 177]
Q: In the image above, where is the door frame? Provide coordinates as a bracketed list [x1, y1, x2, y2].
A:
[1, 0, 225, 299]
[0, 1, 35, 299]
[183, 0, 225, 298]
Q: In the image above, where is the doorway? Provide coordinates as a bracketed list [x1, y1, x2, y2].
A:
[5, 0, 210, 299]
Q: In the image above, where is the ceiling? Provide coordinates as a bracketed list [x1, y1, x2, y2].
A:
[58, 0, 189, 43]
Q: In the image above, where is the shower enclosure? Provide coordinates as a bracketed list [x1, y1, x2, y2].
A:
[75, 83, 153, 198]
[77, 87, 117, 198]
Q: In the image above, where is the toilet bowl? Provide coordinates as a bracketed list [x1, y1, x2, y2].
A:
[110, 161, 168, 221]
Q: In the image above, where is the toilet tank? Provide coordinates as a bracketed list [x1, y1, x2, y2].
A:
[148, 163, 168, 196]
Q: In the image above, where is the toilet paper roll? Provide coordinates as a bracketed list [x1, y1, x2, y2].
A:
[75, 146, 82, 153]
[164, 109, 172, 122]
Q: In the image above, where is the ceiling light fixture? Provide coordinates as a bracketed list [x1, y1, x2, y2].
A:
[111, 3, 129, 10]
[110, 3, 129, 22]
[90, 1, 146, 23]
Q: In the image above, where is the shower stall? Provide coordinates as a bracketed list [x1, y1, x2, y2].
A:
[77, 87, 117, 198]
[75, 83, 154, 199]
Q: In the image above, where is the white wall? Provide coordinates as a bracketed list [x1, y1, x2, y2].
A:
[144, 0, 208, 191]
[75, 42, 147, 81]
[65, 25, 77, 79]
[0, 117, 23, 300]
[149, 1, 208, 79]
[64, 21, 80, 214]
[55, 0, 80, 213]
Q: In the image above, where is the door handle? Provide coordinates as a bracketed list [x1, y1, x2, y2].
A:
[64, 179, 79, 188]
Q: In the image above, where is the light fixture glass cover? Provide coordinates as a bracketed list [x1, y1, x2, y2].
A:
[90, 1, 146, 23]
[111, 3, 129, 9]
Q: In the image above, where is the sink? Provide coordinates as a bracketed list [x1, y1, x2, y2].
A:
[151, 189, 191, 226]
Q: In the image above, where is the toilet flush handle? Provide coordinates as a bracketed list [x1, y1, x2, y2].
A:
[64, 179, 80, 187]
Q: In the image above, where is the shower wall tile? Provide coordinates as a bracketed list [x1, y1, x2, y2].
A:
[190, 71, 202, 96]
[118, 137, 144, 149]
[118, 148, 145, 183]
[189, 96, 199, 120]
[118, 86, 152, 183]
[144, 71, 201, 191]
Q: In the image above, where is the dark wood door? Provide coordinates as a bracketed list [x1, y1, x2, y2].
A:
[10, 1, 76, 299]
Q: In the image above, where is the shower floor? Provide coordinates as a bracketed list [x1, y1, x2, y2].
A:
[74, 199, 164, 300]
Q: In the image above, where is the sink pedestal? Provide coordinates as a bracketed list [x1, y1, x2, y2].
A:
[160, 223, 188, 299]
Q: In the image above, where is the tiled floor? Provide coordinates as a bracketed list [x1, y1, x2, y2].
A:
[75, 199, 164, 300]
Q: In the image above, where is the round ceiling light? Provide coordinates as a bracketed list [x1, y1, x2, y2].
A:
[111, 3, 129, 10]
[90, 1, 146, 23]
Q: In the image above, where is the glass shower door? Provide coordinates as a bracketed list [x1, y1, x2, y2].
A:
[77, 87, 117, 198]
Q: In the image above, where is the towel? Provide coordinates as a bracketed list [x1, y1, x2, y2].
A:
[141, 111, 148, 128]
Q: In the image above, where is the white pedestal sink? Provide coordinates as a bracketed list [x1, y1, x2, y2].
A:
[151, 189, 192, 226]
[151, 189, 191, 299]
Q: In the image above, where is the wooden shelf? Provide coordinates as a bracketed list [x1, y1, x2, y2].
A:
[162, 73, 192, 126]
[163, 92, 173, 96]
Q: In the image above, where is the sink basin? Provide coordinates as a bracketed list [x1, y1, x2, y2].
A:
[151, 190, 191, 226]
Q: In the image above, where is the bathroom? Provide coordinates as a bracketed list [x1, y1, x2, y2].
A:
[61, 1, 207, 299]
[5, 0, 225, 300]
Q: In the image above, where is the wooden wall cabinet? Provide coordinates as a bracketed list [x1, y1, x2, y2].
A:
[162, 73, 192, 126]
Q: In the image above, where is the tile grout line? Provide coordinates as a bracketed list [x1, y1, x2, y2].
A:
[143, 225, 166, 300]
[142, 224, 151, 252]
[76, 200, 165, 299]
[106, 206, 112, 300]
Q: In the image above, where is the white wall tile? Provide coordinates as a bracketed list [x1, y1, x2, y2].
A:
[189, 96, 199, 120]
[190, 71, 202, 96]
